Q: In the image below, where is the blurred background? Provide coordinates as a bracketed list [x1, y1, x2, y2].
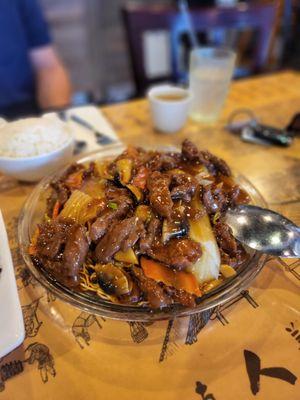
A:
[1, 0, 300, 117]
[39, 0, 299, 104]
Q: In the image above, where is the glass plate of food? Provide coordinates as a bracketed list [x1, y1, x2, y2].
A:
[18, 140, 267, 321]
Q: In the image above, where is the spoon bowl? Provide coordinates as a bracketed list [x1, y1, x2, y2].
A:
[225, 205, 300, 258]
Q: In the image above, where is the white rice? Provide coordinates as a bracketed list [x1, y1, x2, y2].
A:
[0, 115, 72, 158]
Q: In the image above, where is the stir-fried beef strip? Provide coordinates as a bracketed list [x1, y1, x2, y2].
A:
[139, 217, 161, 253]
[121, 219, 145, 252]
[132, 266, 173, 308]
[214, 221, 237, 256]
[35, 219, 88, 287]
[219, 245, 248, 268]
[149, 238, 202, 270]
[90, 196, 133, 242]
[147, 152, 181, 171]
[36, 220, 67, 258]
[95, 216, 145, 263]
[227, 183, 250, 206]
[90, 211, 117, 242]
[181, 139, 231, 176]
[199, 150, 232, 177]
[169, 171, 198, 202]
[90, 183, 133, 241]
[63, 224, 89, 281]
[181, 139, 200, 162]
[164, 286, 196, 308]
[202, 175, 251, 215]
[32, 139, 251, 309]
[202, 184, 228, 214]
[214, 221, 249, 268]
[147, 171, 173, 219]
[105, 182, 133, 202]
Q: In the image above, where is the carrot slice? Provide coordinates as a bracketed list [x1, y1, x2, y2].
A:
[141, 257, 201, 296]
[52, 200, 61, 219]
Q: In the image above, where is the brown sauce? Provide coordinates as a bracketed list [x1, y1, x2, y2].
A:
[155, 93, 188, 101]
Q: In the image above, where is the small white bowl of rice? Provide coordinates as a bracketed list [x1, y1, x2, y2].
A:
[0, 115, 74, 182]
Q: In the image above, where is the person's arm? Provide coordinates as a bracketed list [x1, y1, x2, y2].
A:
[29, 46, 72, 110]
[18, 0, 72, 109]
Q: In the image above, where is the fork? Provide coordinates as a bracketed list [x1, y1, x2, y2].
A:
[69, 114, 116, 145]
[57, 111, 87, 154]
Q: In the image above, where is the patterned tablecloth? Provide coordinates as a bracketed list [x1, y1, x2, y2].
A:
[0, 71, 299, 399]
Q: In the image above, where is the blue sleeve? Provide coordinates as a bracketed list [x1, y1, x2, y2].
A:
[18, 0, 51, 48]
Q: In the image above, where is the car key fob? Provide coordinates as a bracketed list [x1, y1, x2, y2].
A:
[241, 126, 272, 146]
[241, 120, 293, 147]
[251, 123, 293, 146]
[227, 109, 294, 146]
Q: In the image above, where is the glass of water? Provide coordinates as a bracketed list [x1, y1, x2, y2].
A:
[189, 47, 236, 123]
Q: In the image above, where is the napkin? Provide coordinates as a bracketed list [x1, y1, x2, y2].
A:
[56, 105, 121, 154]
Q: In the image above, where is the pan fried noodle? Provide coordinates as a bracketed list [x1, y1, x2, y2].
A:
[80, 264, 119, 303]
[30, 140, 250, 309]
[80, 263, 148, 307]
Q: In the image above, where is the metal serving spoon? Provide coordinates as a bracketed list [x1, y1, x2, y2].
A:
[225, 205, 300, 258]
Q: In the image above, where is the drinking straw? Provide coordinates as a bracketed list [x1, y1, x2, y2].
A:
[178, 0, 199, 49]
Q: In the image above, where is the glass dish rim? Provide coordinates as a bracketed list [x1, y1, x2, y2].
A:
[18, 143, 268, 322]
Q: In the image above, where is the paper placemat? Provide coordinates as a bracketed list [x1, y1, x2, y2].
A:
[53, 105, 121, 154]
[0, 214, 299, 399]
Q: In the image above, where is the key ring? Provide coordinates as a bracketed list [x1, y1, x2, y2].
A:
[227, 108, 258, 132]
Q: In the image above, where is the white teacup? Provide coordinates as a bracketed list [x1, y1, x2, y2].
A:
[148, 85, 192, 134]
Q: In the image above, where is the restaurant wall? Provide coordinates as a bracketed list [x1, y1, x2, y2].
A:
[40, 0, 172, 103]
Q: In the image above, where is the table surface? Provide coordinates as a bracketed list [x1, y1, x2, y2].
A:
[0, 71, 299, 399]
[102, 70, 300, 222]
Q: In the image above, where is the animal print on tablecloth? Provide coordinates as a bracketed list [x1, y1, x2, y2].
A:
[24, 343, 56, 383]
[0, 342, 56, 391]
[22, 298, 43, 338]
[185, 310, 214, 345]
[72, 312, 105, 349]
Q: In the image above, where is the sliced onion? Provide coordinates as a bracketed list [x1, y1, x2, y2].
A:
[188, 197, 220, 282]
[59, 190, 103, 224]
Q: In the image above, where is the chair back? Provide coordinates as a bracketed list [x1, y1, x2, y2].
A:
[122, 2, 277, 94]
[171, 2, 277, 82]
[122, 4, 175, 95]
